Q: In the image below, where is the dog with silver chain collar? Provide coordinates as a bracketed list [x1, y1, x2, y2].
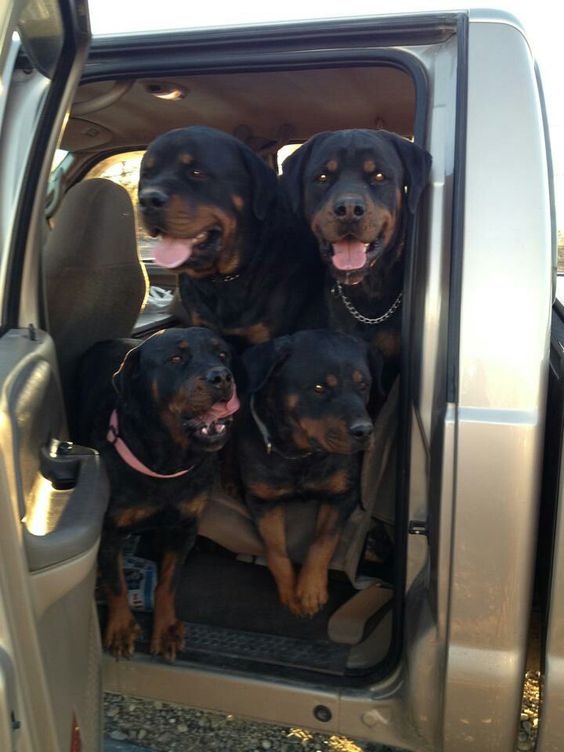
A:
[281, 129, 431, 393]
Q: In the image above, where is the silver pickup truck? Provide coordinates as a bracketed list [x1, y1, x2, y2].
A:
[0, 2, 560, 751]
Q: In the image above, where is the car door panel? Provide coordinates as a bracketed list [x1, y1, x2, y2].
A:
[0, 1, 104, 750]
[0, 328, 106, 751]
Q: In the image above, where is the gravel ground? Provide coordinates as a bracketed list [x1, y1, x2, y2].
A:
[104, 682, 539, 752]
[103, 693, 397, 752]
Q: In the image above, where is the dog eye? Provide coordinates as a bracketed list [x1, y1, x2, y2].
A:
[313, 384, 326, 394]
[316, 174, 329, 184]
[372, 172, 386, 183]
[358, 381, 369, 392]
[169, 354, 184, 364]
[190, 168, 205, 178]
[218, 352, 228, 361]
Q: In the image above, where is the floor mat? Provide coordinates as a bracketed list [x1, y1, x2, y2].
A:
[173, 550, 357, 641]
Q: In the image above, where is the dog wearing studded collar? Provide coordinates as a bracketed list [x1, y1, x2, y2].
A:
[281, 129, 431, 389]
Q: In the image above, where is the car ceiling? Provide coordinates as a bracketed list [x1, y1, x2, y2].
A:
[62, 65, 416, 156]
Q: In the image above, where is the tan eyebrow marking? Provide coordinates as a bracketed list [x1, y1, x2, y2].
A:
[326, 374, 338, 387]
[231, 194, 245, 210]
[179, 153, 193, 165]
[363, 159, 376, 173]
[326, 160, 338, 173]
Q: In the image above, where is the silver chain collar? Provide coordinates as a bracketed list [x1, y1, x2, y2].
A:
[332, 282, 403, 325]
[213, 273, 240, 283]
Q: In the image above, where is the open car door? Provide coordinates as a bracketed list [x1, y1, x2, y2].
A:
[537, 298, 564, 751]
[0, 3, 106, 752]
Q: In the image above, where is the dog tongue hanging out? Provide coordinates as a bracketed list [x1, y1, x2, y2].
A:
[138, 126, 326, 351]
[77, 327, 239, 661]
[281, 128, 431, 389]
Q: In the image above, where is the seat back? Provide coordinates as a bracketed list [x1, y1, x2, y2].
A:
[44, 178, 147, 429]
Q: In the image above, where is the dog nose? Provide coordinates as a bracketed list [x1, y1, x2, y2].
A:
[139, 187, 169, 210]
[206, 367, 233, 389]
[348, 420, 373, 440]
[333, 195, 366, 220]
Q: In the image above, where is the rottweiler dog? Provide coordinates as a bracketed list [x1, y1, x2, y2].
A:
[281, 129, 431, 384]
[138, 126, 324, 351]
[237, 330, 381, 616]
[77, 328, 239, 660]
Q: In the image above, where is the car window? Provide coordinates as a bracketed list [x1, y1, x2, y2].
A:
[84, 151, 157, 260]
[276, 143, 302, 173]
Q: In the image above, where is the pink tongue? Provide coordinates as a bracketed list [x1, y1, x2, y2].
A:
[201, 388, 240, 424]
[331, 240, 368, 271]
[153, 236, 195, 269]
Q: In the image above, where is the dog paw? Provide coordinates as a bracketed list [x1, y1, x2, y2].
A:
[105, 615, 141, 659]
[150, 619, 185, 662]
[295, 570, 329, 617]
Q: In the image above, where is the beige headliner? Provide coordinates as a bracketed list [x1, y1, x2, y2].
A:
[63, 66, 416, 154]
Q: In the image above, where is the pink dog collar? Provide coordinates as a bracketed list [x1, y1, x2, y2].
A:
[107, 409, 193, 479]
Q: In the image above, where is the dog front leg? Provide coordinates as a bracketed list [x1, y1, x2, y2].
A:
[251, 500, 301, 616]
[151, 519, 198, 661]
[296, 503, 344, 616]
[99, 527, 141, 658]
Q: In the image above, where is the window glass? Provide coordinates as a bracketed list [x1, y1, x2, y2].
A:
[84, 151, 156, 260]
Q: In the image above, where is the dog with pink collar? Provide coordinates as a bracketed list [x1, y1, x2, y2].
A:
[78, 327, 239, 661]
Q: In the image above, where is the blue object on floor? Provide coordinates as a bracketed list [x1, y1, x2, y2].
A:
[104, 738, 153, 752]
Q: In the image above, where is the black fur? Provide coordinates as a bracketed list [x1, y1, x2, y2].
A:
[139, 126, 325, 351]
[236, 329, 381, 616]
[77, 327, 238, 660]
[281, 129, 431, 386]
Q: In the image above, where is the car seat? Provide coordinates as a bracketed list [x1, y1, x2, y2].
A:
[43, 178, 148, 433]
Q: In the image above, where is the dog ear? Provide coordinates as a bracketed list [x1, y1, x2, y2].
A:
[280, 132, 332, 214]
[384, 132, 432, 213]
[238, 143, 279, 221]
[112, 344, 142, 398]
[242, 336, 293, 394]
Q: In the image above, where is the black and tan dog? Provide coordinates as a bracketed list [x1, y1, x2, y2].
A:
[78, 328, 239, 660]
[281, 129, 431, 384]
[237, 330, 381, 616]
[138, 126, 324, 351]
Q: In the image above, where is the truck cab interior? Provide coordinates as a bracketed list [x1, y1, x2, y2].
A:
[1, 6, 553, 752]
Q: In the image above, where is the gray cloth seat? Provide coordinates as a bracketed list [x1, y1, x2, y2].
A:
[44, 178, 148, 431]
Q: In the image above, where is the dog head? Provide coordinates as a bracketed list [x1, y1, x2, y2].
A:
[139, 126, 278, 278]
[113, 327, 239, 451]
[244, 330, 381, 454]
[282, 129, 431, 285]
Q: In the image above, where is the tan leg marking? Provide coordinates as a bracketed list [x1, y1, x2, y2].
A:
[104, 552, 141, 659]
[151, 550, 185, 661]
[296, 504, 341, 616]
[258, 506, 300, 615]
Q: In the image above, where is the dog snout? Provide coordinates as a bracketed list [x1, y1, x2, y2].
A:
[347, 419, 373, 441]
[333, 194, 366, 220]
[206, 366, 233, 397]
[139, 187, 169, 211]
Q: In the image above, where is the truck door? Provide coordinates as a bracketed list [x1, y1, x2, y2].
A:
[0, 3, 106, 752]
[536, 298, 564, 752]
